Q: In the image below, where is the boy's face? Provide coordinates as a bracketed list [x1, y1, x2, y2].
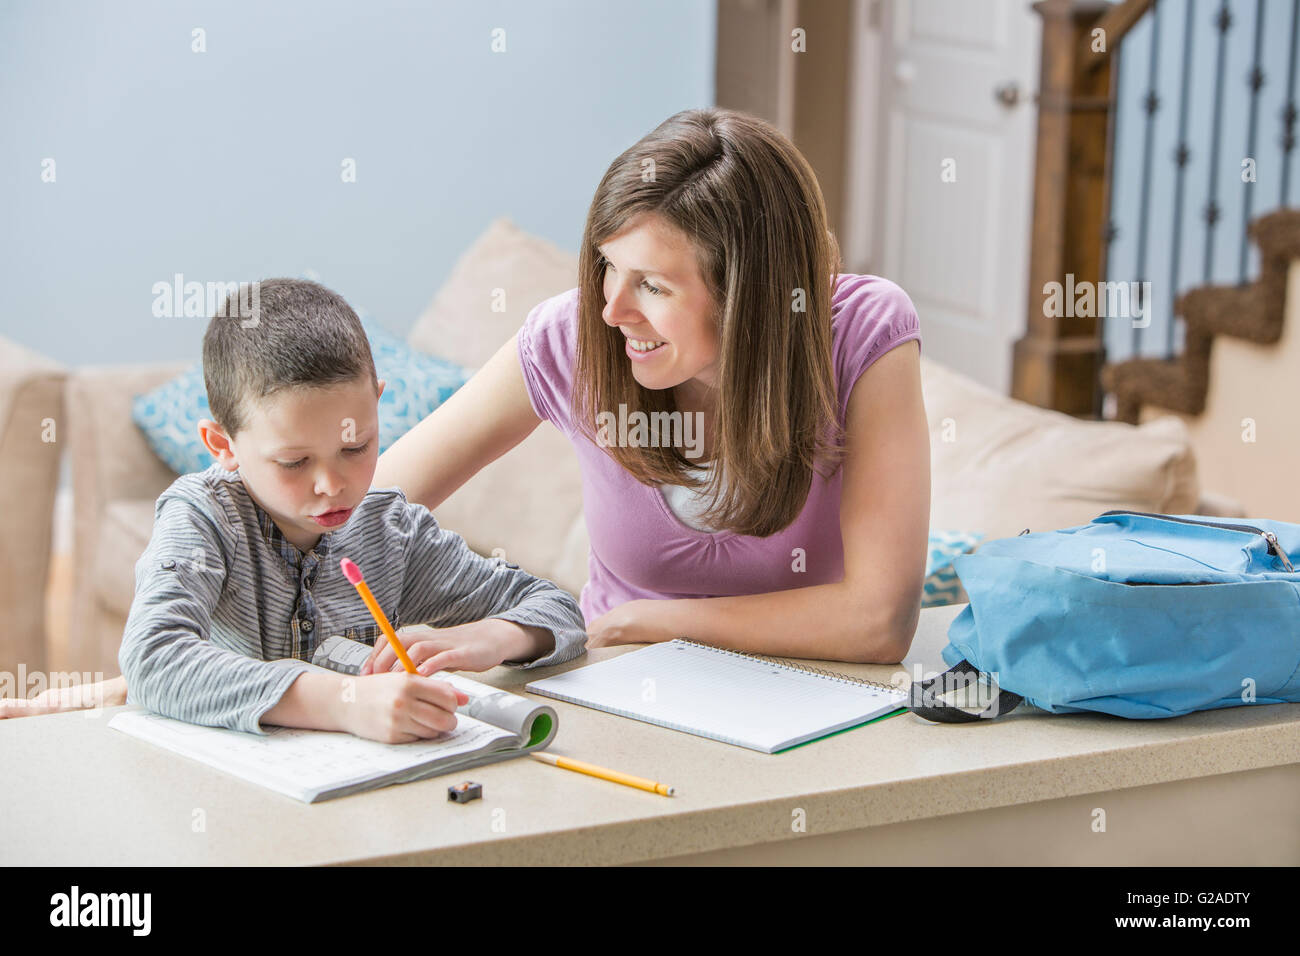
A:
[199, 375, 385, 553]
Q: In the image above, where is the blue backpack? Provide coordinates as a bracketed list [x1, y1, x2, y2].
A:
[907, 511, 1300, 721]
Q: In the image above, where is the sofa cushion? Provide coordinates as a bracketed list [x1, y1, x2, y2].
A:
[129, 364, 211, 475]
[407, 218, 578, 368]
[433, 423, 588, 598]
[0, 337, 66, 673]
[96, 499, 155, 618]
[921, 355, 1199, 542]
[923, 530, 985, 606]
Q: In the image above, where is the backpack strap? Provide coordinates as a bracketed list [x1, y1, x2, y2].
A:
[907, 659, 1024, 722]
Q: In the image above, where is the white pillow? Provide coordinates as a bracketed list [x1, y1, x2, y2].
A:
[408, 218, 578, 367]
[921, 355, 1199, 541]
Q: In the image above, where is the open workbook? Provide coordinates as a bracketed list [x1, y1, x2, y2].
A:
[526, 639, 908, 753]
[108, 635, 558, 803]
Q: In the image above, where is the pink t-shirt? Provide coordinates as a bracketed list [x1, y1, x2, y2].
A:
[516, 274, 922, 622]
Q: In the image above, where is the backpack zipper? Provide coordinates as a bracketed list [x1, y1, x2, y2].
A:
[1096, 510, 1296, 573]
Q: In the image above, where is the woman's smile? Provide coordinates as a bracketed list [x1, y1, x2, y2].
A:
[625, 336, 668, 360]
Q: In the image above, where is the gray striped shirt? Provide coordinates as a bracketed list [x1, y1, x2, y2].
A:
[119, 464, 587, 734]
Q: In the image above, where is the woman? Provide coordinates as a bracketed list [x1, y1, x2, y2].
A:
[371, 106, 929, 667]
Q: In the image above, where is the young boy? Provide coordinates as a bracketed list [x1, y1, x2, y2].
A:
[55, 279, 585, 741]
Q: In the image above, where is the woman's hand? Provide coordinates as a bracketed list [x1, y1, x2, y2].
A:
[585, 600, 680, 649]
[0, 675, 128, 718]
[359, 620, 541, 676]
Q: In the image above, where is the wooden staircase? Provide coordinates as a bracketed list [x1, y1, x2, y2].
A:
[1101, 207, 1300, 424]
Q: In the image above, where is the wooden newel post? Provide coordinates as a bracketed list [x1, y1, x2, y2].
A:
[1012, 0, 1117, 417]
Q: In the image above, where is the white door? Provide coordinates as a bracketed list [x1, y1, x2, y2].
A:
[852, 0, 1042, 394]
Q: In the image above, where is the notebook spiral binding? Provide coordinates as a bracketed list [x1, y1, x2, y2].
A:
[676, 639, 905, 695]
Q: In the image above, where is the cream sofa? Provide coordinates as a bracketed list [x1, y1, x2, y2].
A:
[0, 337, 66, 675]
[55, 220, 1240, 675]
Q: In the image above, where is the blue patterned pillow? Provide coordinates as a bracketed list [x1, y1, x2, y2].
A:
[132, 320, 472, 475]
[923, 530, 985, 607]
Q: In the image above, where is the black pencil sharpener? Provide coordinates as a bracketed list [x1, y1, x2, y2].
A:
[447, 781, 483, 803]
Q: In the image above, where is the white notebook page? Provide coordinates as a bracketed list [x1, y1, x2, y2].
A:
[526, 640, 906, 753]
[109, 709, 514, 801]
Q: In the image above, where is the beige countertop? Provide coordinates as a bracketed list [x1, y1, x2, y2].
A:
[3, 602, 1298, 865]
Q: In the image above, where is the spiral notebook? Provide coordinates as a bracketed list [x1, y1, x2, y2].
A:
[525, 639, 908, 754]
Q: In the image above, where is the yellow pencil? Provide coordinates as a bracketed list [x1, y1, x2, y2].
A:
[340, 557, 418, 674]
[530, 751, 676, 796]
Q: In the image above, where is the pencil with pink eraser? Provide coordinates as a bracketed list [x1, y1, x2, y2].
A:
[339, 557, 418, 674]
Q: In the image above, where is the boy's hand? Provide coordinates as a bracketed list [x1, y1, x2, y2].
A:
[337, 672, 470, 744]
[360, 619, 541, 677]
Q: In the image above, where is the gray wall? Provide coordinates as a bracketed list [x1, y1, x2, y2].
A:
[0, 0, 716, 365]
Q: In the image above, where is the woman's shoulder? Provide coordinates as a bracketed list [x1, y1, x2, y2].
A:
[830, 274, 919, 332]
[523, 285, 581, 326]
[828, 274, 922, 404]
[518, 287, 580, 356]
[516, 286, 582, 431]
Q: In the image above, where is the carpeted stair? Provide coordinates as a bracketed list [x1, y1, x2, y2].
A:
[1100, 207, 1300, 424]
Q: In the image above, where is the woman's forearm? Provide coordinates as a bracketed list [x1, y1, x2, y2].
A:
[653, 581, 918, 664]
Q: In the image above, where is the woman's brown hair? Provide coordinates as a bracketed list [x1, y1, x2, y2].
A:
[573, 107, 845, 537]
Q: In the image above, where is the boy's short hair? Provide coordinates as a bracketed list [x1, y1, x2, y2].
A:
[203, 278, 377, 437]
